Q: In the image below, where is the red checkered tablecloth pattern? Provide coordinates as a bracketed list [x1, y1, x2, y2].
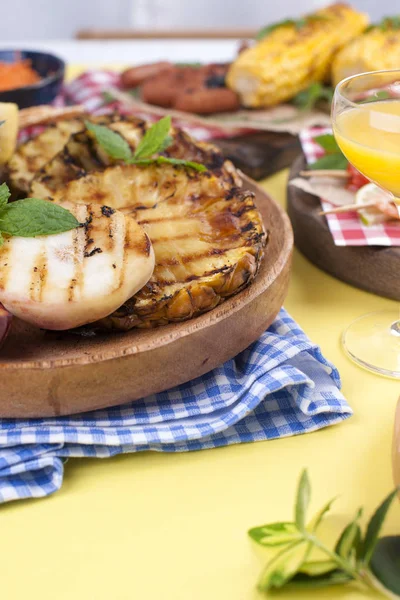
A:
[299, 128, 400, 247]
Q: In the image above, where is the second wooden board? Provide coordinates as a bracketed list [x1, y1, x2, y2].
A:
[287, 155, 400, 301]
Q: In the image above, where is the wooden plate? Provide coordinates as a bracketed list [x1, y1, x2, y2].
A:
[0, 177, 293, 417]
[288, 155, 400, 301]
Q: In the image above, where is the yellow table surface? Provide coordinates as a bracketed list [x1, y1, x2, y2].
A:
[2, 67, 399, 600]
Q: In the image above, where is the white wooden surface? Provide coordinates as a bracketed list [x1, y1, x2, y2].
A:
[0, 39, 240, 65]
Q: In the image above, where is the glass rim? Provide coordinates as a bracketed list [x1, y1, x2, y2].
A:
[335, 68, 400, 108]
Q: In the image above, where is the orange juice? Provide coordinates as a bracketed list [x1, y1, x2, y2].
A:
[333, 100, 400, 197]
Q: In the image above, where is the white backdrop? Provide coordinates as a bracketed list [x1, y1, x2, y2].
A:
[0, 0, 390, 41]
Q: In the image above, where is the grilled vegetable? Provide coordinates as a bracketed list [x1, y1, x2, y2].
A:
[332, 18, 400, 85]
[0, 202, 155, 330]
[99, 186, 266, 330]
[30, 116, 241, 200]
[226, 3, 368, 108]
[8, 118, 84, 193]
[0, 102, 19, 165]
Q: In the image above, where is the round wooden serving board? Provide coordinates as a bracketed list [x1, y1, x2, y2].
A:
[288, 155, 400, 301]
[0, 177, 293, 418]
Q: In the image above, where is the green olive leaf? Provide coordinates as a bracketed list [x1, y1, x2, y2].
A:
[295, 469, 311, 531]
[248, 522, 301, 547]
[370, 536, 400, 596]
[85, 121, 132, 162]
[257, 541, 310, 591]
[307, 497, 337, 534]
[361, 490, 398, 565]
[0, 182, 11, 210]
[133, 116, 172, 160]
[286, 569, 353, 589]
[0, 198, 79, 237]
[334, 508, 363, 561]
[298, 560, 338, 576]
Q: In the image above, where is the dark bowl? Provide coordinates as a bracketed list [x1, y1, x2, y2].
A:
[0, 49, 65, 109]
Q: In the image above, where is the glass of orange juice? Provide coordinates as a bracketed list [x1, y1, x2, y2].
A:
[332, 70, 400, 378]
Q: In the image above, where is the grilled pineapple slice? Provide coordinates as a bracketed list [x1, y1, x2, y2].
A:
[30, 116, 241, 200]
[0, 202, 155, 330]
[332, 22, 400, 85]
[226, 3, 368, 107]
[0, 102, 19, 165]
[8, 118, 84, 194]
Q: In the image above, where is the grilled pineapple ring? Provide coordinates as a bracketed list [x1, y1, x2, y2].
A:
[8, 115, 266, 331]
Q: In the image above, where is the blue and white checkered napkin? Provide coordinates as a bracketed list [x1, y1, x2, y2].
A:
[0, 309, 352, 503]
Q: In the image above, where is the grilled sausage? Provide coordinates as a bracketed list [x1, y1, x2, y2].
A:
[174, 88, 241, 114]
[121, 62, 174, 88]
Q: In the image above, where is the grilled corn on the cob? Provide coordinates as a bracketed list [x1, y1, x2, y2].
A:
[332, 22, 400, 85]
[226, 3, 368, 108]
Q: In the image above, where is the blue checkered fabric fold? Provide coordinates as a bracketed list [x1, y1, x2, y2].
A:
[0, 309, 352, 503]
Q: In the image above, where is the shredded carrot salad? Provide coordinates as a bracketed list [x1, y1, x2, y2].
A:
[0, 60, 40, 92]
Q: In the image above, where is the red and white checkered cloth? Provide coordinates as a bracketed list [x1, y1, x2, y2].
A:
[300, 127, 400, 247]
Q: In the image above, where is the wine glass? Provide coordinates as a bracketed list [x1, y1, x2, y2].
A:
[332, 69, 400, 378]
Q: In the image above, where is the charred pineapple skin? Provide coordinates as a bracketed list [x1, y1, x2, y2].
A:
[332, 27, 400, 85]
[98, 189, 266, 330]
[226, 3, 368, 108]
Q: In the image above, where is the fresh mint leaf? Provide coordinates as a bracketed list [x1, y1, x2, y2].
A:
[314, 133, 341, 154]
[361, 489, 398, 564]
[360, 90, 391, 104]
[85, 121, 132, 162]
[155, 156, 207, 172]
[133, 116, 172, 160]
[293, 83, 334, 111]
[0, 182, 11, 210]
[0, 233, 4, 247]
[295, 470, 311, 531]
[370, 536, 400, 595]
[0, 198, 79, 237]
[131, 156, 206, 172]
[248, 522, 301, 547]
[309, 153, 348, 170]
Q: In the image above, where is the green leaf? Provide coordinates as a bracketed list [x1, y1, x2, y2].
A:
[295, 469, 311, 531]
[85, 121, 132, 162]
[133, 116, 172, 160]
[248, 522, 301, 547]
[0, 182, 11, 210]
[256, 19, 297, 40]
[360, 90, 391, 104]
[131, 156, 207, 173]
[314, 133, 341, 154]
[156, 156, 207, 172]
[334, 508, 363, 560]
[286, 569, 353, 590]
[0, 233, 4, 247]
[292, 83, 333, 111]
[299, 560, 338, 576]
[309, 153, 348, 170]
[370, 536, 400, 595]
[0, 198, 79, 238]
[257, 541, 310, 591]
[308, 497, 337, 534]
[361, 489, 398, 565]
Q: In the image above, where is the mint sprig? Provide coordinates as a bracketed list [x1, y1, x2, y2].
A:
[292, 83, 334, 111]
[0, 183, 79, 246]
[85, 117, 206, 172]
[249, 470, 400, 597]
[308, 133, 348, 170]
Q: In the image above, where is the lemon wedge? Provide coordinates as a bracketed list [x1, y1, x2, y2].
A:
[0, 102, 18, 165]
[355, 182, 395, 225]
